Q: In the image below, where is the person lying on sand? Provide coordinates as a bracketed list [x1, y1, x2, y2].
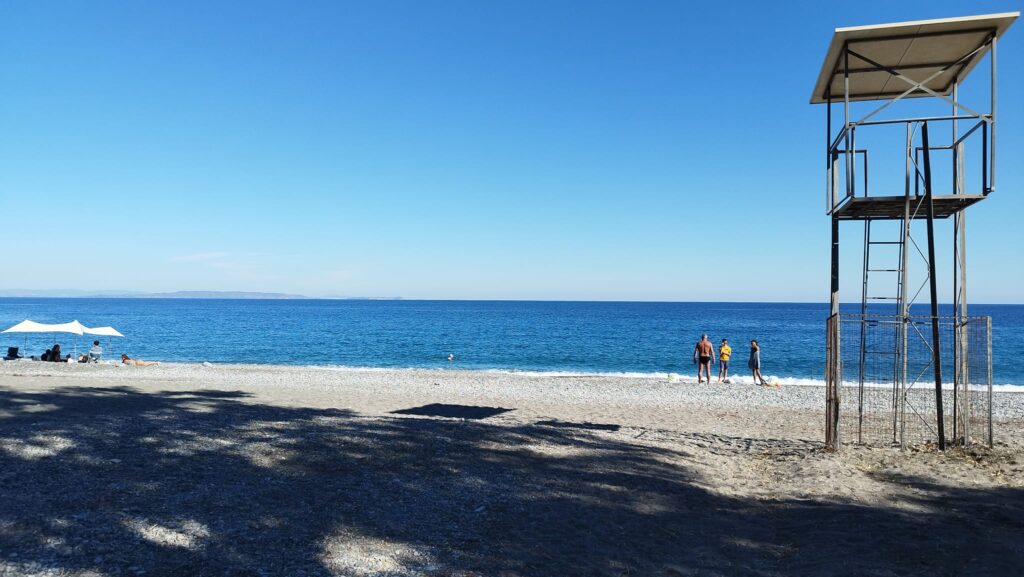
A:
[121, 353, 159, 366]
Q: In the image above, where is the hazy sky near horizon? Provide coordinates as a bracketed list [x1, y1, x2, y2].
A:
[1, 1, 1022, 302]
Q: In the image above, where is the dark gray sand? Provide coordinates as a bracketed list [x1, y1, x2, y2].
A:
[1, 363, 1022, 576]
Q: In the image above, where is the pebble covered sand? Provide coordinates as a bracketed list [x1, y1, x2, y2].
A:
[1, 361, 1022, 576]
[4, 360, 1022, 418]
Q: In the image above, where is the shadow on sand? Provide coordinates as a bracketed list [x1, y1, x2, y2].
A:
[0, 386, 1021, 576]
[391, 403, 513, 420]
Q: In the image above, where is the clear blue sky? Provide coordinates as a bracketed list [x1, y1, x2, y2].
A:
[1, 1, 1021, 301]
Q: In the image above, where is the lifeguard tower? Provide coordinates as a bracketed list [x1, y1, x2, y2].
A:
[811, 13, 1017, 450]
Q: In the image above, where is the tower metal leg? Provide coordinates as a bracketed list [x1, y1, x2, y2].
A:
[922, 122, 946, 450]
[826, 217, 841, 450]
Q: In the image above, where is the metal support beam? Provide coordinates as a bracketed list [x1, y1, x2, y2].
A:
[991, 36, 997, 193]
[922, 122, 946, 450]
[826, 216, 841, 450]
[857, 114, 982, 128]
[953, 81, 960, 443]
[899, 127, 912, 449]
[827, 89, 833, 212]
[844, 44, 852, 201]
[952, 82, 960, 443]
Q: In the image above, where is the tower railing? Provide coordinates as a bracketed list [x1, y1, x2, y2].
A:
[826, 116, 991, 216]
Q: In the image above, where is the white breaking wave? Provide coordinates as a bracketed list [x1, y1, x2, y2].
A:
[481, 368, 666, 379]
[285, 363, 1024, 390]
[768, 375, 1023, 392]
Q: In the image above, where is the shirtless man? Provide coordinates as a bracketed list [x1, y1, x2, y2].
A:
[692, 334, 716, 384]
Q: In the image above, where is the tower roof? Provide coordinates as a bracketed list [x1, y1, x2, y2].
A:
[810, 12, 1018, 104]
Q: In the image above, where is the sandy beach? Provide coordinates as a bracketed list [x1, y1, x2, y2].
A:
[1, 361, 1022, 576]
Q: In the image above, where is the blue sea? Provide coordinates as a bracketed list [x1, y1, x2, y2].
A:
[1, 299, 1022, 387]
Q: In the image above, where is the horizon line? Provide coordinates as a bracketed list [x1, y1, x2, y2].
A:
[0, 295, 1022, 306]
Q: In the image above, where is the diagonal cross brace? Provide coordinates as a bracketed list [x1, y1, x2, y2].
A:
[846, 40, 991, 125]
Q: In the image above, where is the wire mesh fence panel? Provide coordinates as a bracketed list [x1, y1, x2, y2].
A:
[902, 317, 955, 447]
[837, 316, 901, 446]
[964, 317, 993, 446]
[828, 314, 992, 448]
[825, 314, 840, 448]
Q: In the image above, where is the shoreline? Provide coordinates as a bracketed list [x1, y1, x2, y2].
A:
[5, 358, 1023, 390]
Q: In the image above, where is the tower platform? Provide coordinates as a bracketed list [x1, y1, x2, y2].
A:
[832, 194, 986, 220]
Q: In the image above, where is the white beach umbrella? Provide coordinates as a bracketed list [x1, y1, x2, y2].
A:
[2, 319, 86, 335]
[1, 320, 47, 334]
[83, 326, 125, 338]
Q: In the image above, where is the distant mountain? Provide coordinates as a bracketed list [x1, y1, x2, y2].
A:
[0, 290, 309, 300]
[131, 291, 308, 299]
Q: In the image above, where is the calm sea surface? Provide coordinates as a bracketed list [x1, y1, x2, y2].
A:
[1, 299, 1021, 386]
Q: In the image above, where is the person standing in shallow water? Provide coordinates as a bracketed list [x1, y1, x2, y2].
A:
[693, 334, 715, 384]
[748, 340, 766, 386]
